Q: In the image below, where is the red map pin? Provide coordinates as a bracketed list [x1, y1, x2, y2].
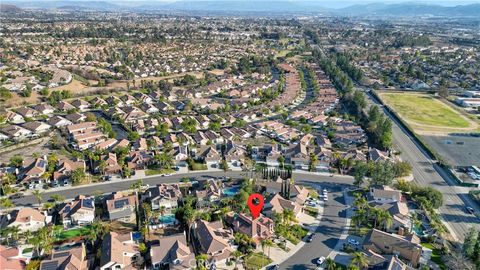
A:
[247, 193, 264, 219]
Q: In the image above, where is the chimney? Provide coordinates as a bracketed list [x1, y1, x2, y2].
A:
[398, 227, 405, 236]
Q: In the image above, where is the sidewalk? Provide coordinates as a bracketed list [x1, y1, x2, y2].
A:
[264, 201, 325, 268]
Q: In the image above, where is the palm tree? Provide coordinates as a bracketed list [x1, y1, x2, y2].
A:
[309, 153, 318, 172]
[159, 206, 166, 219]
[32, 190, 43, 206]
[231, 250, 242, 269]
[155, 151, 174, 169]
[381, 211, 393, 231]
[0, 198, 14, 209]
[98, 160, 107, 175]
[325, 258, 337, 270]
[351, 252, 369, 269]
[264, 239, 274, 258]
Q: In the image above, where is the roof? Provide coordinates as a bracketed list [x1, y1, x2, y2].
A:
[150, 233, 194, 268]
[40, 243, 88, 270]
[371, 186, 402, 201]
[194, 220, 233, 256]
[100, 232, 138, 269]
[0, 245, 26, 270]
[8, 208, 46, 225]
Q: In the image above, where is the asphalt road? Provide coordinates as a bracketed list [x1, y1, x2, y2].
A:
[367, 92, 480, 242]
[280, 187, 349, 270]
[10, 171, 354, 207]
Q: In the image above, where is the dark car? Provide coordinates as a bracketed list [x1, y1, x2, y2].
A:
[9, 193, 23, 199]
[266, 265, 279, 270]
[466, 206, 475, 214]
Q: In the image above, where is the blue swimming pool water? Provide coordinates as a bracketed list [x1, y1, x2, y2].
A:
[413, 225, 426, 236]
[159, 214, 177, 224]
[132, 232, 142, 241]
[223, 185, 241, 196]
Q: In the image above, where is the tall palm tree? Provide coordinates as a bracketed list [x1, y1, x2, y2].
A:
[231, 250, 242, 269]
[0, 198, 14, 209]
[32, 190, 43, 206]
[325, 258, 337, 270]
[264, 239, 274, 258]
[159, 206, 166, 219]
[382, 211, 394, 231]
[351, 252, 369, 269]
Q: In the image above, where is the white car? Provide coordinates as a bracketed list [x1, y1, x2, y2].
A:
[316, 256, 326, 265]
[348, 238, 359, 245]
[140, 184, 150, 190]
[323, 189, 328, 194]
[323, 195, 328, 201]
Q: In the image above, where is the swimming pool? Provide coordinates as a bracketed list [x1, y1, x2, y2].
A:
[413, 224, 427, 237]
[159, 214, 177, 224]
[223, 185, 241, 196]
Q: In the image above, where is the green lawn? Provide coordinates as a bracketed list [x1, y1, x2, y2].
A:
[55, 226, 91, 241]
[145, 168, 174, 176]
[421, 243, 446, 270]
[380, 93, 471, 129]
[244, 253, 272, 269]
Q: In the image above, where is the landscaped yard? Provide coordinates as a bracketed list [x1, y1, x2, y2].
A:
[244, 253, 272, 269]
[379, 92, 476, 133]
[55, 226, 91, 241]
[145, 168, 174, 176]
[421, 243, 446, 270]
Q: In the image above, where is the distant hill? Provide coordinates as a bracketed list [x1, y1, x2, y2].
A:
[3, 1, 480, 17]
[0, 4, 22, 12]
[335, 2, 480, 17]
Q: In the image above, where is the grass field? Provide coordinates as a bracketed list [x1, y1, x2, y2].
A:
[379, 92, 477, 133]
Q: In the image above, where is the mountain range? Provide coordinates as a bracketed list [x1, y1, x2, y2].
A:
[2, 1, 480, 17]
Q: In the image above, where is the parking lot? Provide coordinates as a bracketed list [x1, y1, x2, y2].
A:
[422, 134, 480, 167]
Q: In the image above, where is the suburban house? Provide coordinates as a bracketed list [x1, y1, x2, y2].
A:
[363, 229, 422, 268]
[0, 245, 28, 270]
[47, 115, 72, 127]
[40, 243, 90, 270]
[18, 157, 48, 189]
[22, 121, 51, 134]
[370, 186, 402, 203]
[105, 192, 138, 223]
[52, 158, 86, 186]
[286, 143, 310, 170]
[95, 153, 122, 175]
[1, 208, 50, 232]
[377, 202, 411, 232]
[193, 220, 234, 264]
[143, 184, 182, 211]
[150, 233, 195, 270]
[1, 125, 32, 140]
[265, 193, 302, 218]
[226, 213, 274, 244]
[100, 232, 140, 270]
[365, 249, 407, 270]
[58, 195, 95, 228]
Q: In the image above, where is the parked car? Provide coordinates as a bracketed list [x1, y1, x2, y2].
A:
[266, 265, 279, 270]
[466, 206, 475, 214]
[316, 256, 326, 265]
[348, 238, 359, 246]
[307, 234, 315, 243]
[9, 193, 23, 199]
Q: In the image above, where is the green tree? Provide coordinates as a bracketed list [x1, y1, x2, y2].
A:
[351, 251, 369, 269]
[32, 190, 43, 206]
